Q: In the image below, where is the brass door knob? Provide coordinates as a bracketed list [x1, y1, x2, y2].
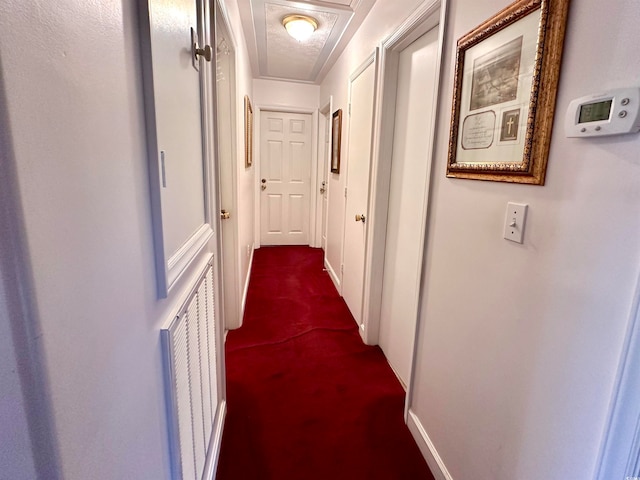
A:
[355, 214, 366, 223]
[195, 44, 212, 62]
[220, 209, 230, 220]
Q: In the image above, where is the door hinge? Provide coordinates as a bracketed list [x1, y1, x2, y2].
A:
[340, 264, 344, 275]
[348, 103, 351, 116]
[344, 187, 347, 198]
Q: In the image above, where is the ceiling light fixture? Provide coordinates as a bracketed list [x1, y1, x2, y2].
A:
[282, 14, 318, 42]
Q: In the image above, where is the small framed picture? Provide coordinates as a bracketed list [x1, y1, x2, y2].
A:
[331, 109, 342, 174]
[244, 95, 253, 168]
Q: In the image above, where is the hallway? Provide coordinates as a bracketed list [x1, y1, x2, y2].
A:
[216, 246, 433, 479]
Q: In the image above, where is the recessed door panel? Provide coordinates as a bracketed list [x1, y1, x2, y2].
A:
[267, 194, 283, 233]
[289, 142, 305, 182]
[289, 194, 304, 233]
[267, 140, 283, 181]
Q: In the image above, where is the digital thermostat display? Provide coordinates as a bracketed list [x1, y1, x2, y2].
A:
[565, 87, 640, 137]
[578, 100, 612, 123]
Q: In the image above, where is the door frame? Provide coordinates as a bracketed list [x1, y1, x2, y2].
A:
[596, 271, 640, 479]
[359, 0, 446, 410]
[253, 106, 318, 249]
[316, 98, 332, 250]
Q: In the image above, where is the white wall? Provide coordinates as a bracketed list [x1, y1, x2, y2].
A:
[321, 0, 640, 479]
[253, 79, 320, 111]
[0, 270, 38, 479]
[411, 0, 640, 478]
[220, 0, 255, 318]
[0, 0, 221, 477]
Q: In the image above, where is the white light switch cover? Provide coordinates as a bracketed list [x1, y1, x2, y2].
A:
[504, 202, 528, 243]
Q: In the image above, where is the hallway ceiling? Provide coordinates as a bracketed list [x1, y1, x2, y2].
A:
[237, 0, 376, 84]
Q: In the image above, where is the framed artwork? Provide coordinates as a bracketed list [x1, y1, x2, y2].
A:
[244, 95, 253, 168]
[446, 0, 570, 185]
[331, 109, 342, 174]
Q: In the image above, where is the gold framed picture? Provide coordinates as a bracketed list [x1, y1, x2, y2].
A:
[244, 95, 253, 168]
[446, 0, 570, 185]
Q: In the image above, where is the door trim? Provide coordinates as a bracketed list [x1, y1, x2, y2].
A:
[317, 97, 332, 250]
[358, 0, 447, 418]
[596, 271, 640, 479]
[214, 0, 242, 330]
[253, 105, 318, 249]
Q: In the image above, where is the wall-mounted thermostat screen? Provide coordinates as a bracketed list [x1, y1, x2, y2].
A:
[565, 87, 640, 137]
[578, 100, 612, 123]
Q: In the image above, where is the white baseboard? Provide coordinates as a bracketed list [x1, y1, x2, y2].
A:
[324, 258, 341, 292]
[407, 409, 453, 480]
[239, 243, 255, 325]
[203, 400, 227, 480]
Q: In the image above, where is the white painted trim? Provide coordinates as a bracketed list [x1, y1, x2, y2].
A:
[203, 400, 227, 480]
[309, 110, 320, 248]
[214, 0, 242, 333]
[596, 269, 640, 480]
[240, 243, 255, 324]
[405, 0, 449, 423]
[407, 410, 453, 480]
[166, 224, 214, 293]
[324, 257, 341, 292]
[321, 95, 333, 267]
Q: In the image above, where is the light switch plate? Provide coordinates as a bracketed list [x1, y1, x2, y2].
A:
[504, 202, 528, 244]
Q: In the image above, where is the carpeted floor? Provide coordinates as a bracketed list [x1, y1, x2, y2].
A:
[216, 246, 434, 479]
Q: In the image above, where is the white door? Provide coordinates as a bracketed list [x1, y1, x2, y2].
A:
[342, 58, 376, 326]
[214, 11, 240, 329]
[378, 27, 439, 386]
[260, 111, 312, 245]
[317, 108, 330, 250]
[321, 115, 329, 250]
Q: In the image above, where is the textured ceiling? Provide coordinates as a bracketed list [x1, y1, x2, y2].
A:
[238, 0, 376, 83]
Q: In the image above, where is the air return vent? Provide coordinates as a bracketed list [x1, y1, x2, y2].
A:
[161, 258, 223, 479]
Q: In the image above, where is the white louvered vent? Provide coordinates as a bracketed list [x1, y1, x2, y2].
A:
[161, 259, 220, 480]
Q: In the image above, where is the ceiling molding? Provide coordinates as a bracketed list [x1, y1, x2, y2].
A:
[238, 0, 376, 84]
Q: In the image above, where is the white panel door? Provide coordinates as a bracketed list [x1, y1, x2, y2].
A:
[214, 12, 240, 329]
[260, 111, 312, 245]
[342, 59, 376, 326]
[321, 114, 329, 250]
[379, 27, 439, 386]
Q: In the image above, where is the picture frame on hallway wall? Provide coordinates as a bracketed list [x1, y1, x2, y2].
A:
[244, 95, 253, 168]
[331, 109, 343, 173]
[446, 0, 570, 185]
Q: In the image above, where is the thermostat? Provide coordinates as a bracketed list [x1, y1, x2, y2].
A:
[565, 87, 640, 137]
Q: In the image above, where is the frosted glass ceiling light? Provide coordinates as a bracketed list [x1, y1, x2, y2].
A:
[282, 15, 318, 42]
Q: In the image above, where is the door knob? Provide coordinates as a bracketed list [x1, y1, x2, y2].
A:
[220, 209, 230, 220]
[194, 44, 212, 62]
[355, 214, 366, 223]
[320, 181, 326, 194]
[261, 184, 267, 191]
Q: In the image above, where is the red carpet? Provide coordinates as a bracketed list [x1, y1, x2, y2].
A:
[216, 246, 434, 479]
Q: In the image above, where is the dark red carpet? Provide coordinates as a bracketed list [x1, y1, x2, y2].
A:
[216, 246, 434, 480]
